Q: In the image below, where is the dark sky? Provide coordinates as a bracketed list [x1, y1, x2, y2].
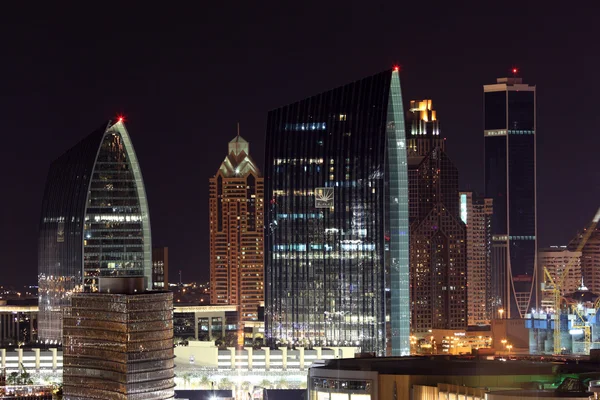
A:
[1, 3, 598, 287]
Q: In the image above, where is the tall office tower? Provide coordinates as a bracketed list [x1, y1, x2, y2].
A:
[569, 226, 600, 294]
[407, 100, 467, 332]
[484, 76, 537, 319]
[265, 68, 410, 356]
[38, 119, 152, 343]
[209, 133, 264, 321]
[459, 192, 493, 326]
[153, 246, 169, 290]
[63, 277, 174, 399]
[539, 246, 582, 308]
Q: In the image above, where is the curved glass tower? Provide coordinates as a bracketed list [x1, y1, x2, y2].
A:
[38, 120, 152, 342]
[265, 69, 409, 356]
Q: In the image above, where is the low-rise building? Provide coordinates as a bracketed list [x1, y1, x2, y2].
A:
[308, 356, 599, 400]
[0, 299, 38, 346]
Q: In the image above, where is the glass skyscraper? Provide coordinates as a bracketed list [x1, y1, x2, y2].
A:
[264, 69, 410, 356]
[484, 77, 537, 319]
[38, 119, 152, 342]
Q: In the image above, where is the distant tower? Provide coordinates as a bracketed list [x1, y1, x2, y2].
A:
[38, 120, 152, 343]
[152, 247, 169, 290]
[407, 99, 468, 332]
[209, 129, 264, 321]
[459, 192, 493, 326]
[63, 277, 174, 399]
[484, 76, 537, 319]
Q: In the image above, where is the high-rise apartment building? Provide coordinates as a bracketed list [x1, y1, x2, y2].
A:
[484, 76, 537, 318]
[63, 277, 174, 399]
[38, 119, 152, 343]
[407, 100, 467, 332]
[459, 192, 493, 325]
[152, 246, 169, 290]
[569, 226, 600, 295]
[539, 246, 582, 308]
[265, 69, 410, 356]
[209, 134, 264, 321]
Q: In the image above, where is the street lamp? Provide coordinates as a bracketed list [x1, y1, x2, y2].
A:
[498, 309, 504, 319]
[506, 344, 513, 355]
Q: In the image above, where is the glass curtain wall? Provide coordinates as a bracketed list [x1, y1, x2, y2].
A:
[38, 124, 107, 343]
[83, 122, 152, 291]
[265, 69, 409, 355]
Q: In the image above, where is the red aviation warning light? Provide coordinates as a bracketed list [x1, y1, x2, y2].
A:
[116, 114, 125, 123]
[393, 65, 400, 72]
[511, 67, 518, 75]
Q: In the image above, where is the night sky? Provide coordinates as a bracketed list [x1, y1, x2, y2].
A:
[1, 3, 598, 287]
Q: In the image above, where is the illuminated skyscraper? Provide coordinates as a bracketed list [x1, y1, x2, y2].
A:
[38, 119, 152, 342]
[407, 100, 467, 332]
[209, 133, 264, 321]
[484, 76, 537, 318]
[265, 68, 410, 356]
[459, 192, 493, 326]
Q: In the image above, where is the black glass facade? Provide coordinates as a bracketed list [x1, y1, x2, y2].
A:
[484, 78, 536, 319]
[265, 69, 410, 355]
[38, 120, 152, 342]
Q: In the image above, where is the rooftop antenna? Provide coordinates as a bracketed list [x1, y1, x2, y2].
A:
[234, 122, 241, 155]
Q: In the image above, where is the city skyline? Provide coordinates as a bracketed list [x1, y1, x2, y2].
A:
[1, 4, 598, 286]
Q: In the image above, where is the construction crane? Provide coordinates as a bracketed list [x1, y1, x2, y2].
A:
[570, 303, 591, 354]
[542, 207, 600, 355]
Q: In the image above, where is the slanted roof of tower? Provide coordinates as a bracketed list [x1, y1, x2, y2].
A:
[216, 134, 261, 177]
[229, 134, 249, 156]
